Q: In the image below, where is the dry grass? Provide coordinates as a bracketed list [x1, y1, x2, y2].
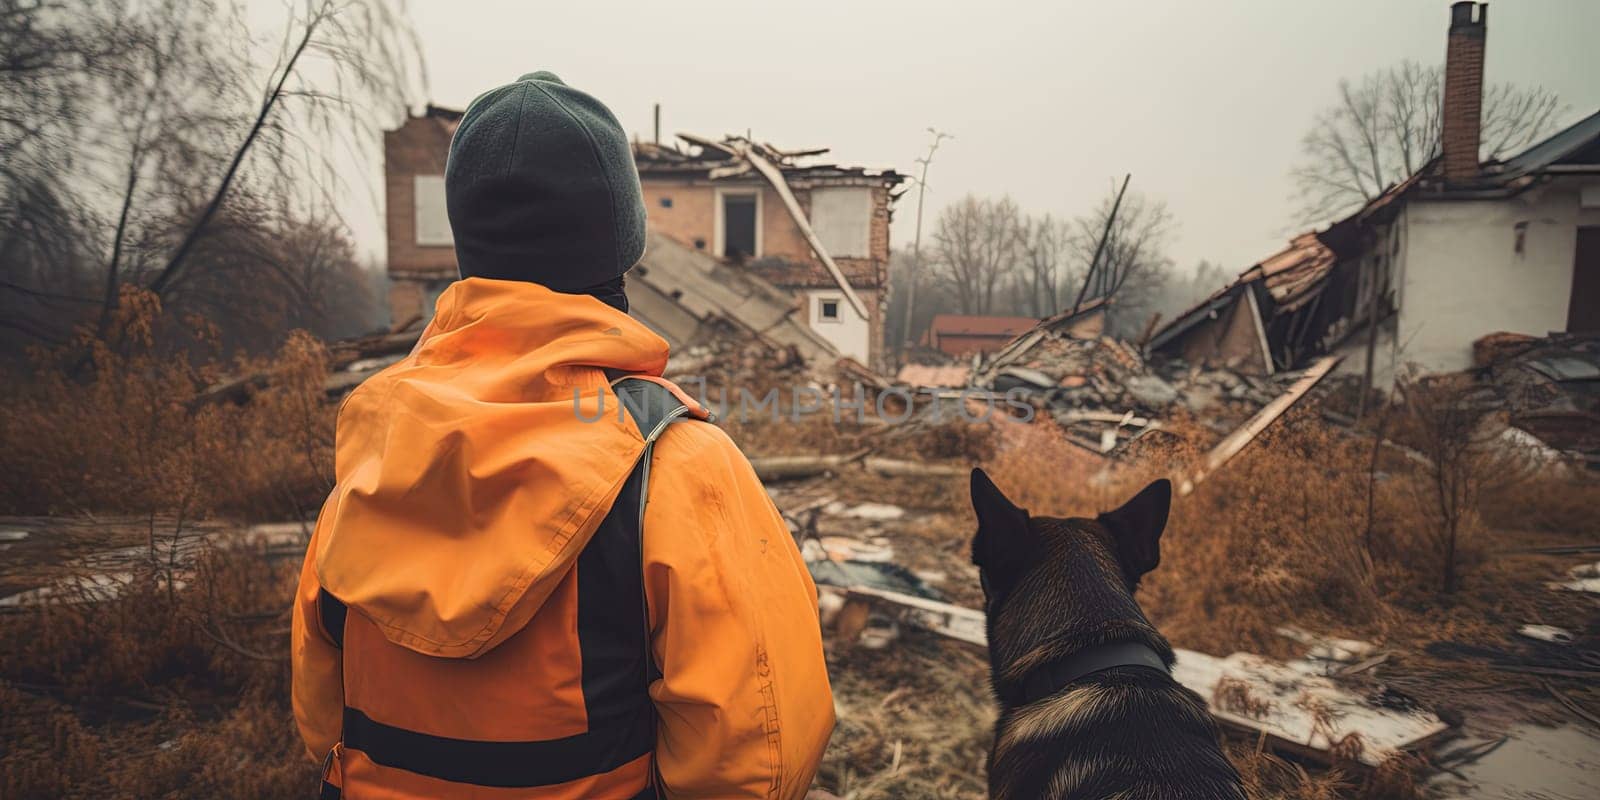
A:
[1, 291, 327, 798]
[0, 546, 316, 799]
[816, 631, 994, 800]
[4, 319, 1597, 799]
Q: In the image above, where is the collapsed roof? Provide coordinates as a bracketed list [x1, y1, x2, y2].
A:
[1149, 106, 1600, 376]
[633, 133, 907, 188]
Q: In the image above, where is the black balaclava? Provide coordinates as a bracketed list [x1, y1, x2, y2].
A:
[580, 275, 628, 313]
[445, 71, 646, 296]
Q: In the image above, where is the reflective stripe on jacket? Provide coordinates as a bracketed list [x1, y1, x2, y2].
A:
[291, 279, 834, 798]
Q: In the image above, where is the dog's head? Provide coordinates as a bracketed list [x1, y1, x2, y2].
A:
[969, 468, 1172, 693]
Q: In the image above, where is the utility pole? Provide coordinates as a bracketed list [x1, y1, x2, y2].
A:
[899, 127, 952, 364]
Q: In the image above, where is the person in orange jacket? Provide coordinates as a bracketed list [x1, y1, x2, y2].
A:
[291, 71, 834, 799]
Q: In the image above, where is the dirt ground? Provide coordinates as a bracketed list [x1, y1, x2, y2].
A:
[2, 411, 1598, 799]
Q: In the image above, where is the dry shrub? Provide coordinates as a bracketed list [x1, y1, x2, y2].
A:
[817, 632, 994, 799]
[0, 544, 312, 799]
[978, 418, 1145, 516]
[0, 287, 333, 520]
[0, 289, 328, 797]
[1214, 676, 1275, 720]
[1227, 741, 1351, 800]
[984, 411, 1387, 654]
[1479, 468, 1600, 540]
[718, 403, 863, 457]
[877, 419, 998, 463]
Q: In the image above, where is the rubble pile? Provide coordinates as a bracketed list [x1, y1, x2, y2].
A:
[664, 330, 811, 387]
[1473, 332, 1600, 467]
[964, 327, 1301, 455]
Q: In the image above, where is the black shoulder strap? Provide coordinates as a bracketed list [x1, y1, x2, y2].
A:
[610, 375, 702, 799]
[612, 375, 706, 440]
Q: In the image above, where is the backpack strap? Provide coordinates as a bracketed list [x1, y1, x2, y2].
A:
[611, 375, 714, 439]
[609, 375, 710, 799]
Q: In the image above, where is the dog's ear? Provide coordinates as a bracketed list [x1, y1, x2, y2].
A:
[1098, 478, 1171, 580]
[971, 468, 1033, 576]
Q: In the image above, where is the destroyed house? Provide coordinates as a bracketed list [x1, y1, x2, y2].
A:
[632, 135, 905, 372]
[1149, 3, 1600, 385]
[384, 112, 904, 372]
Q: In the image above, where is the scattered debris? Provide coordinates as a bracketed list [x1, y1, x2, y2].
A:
[895, 363, 971, 390]
[0, 519, 308, 609]
[749, 450, 870, 482]
[1517, 624, 1576, 645]
[1180, 355, 1342, 495]
[833, 502, 906, 522]
[1276, 625, 1380, 664]
[862, 457, 966, 479]
[1473, 332, 1600, 468]
[1175, 651, 1450, 768]
[1549, 561, 1600, 594]
[810, 536, 895, 564]
[808, 562, 1449, 768]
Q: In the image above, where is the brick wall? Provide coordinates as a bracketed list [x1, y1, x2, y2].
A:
[641, 174, 897, 369]
[385, 115, 458, 277]
[639, 179, 817, 265]
[387, 280, 427, 326]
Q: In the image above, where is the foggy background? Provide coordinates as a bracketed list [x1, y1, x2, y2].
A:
[382, 0, 1600, 277]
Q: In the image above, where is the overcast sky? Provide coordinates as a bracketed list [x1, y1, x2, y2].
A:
[341, 0, 1600, 279]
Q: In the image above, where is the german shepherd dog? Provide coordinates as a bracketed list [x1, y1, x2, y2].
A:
[970, 469, 1245, 800]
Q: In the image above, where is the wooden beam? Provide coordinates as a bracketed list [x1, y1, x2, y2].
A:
[1178, 354, 1342, 496]
[737, 147, 870, 320]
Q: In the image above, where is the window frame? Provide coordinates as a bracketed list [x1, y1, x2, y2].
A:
[714, 187, 762, 259]
[413, 174, 454, 247]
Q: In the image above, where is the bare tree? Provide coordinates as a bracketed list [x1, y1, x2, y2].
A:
[145, 0, 421, 299]
[1396, 372, 1539, 594]
[0, 0, 421, 356]
[1292, 60, 1563, 223]
[0, 0, 132, 341]
[1068, 184, 1175, 334]
[1017, 213, 1073, 317]
[929, 194, 1022, 315]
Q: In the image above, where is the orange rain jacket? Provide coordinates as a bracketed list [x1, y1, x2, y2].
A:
[292, 278, 833, 799]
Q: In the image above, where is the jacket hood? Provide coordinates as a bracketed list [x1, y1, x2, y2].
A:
[314, 278, 668, 658]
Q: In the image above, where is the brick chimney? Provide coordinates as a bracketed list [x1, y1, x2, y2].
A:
[1441, 2, 1487, 183]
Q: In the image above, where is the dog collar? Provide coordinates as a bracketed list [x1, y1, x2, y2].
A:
[1021, 641, 1170, 704]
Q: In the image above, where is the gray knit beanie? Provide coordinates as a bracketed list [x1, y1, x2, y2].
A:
[445, 71, 646, 291]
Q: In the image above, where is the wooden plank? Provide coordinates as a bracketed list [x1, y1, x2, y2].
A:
[738, 147, 870, 320]
[1178, 354, 1342, 496]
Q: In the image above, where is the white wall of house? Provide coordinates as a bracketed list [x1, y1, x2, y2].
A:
[1395, 177, 1600, 373]
[809, 186, 873, 258]
[805, 289, 870, 363]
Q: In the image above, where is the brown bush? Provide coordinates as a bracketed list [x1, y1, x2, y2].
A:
[983, 411, 1390, 654]
[0, 288, 329, 797]
[0, 545, 313, 799]
[0, 287, 333, 520]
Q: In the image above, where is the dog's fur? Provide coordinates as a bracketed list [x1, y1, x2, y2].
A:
[970, 469, 1245, 800]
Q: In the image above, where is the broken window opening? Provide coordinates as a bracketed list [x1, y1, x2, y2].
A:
[720, 192, 758, 260]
